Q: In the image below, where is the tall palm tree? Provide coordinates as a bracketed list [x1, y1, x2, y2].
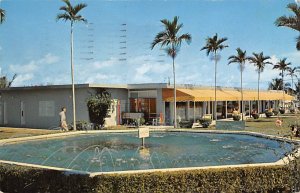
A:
[275, 3, 300, 50]
[201, 33, 228, 120]
[57, 0, 87, 130]
[273, 58, 291, 108]
[151, 16, 191, 128]
[0, 8, 5, 24]
[228, 48, 247, 120]
[248, 52, 271, 114]
[273, 58, 291, 88]
[287, 66, 299, 90]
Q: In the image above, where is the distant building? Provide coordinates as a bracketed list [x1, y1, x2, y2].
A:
[0, 83, 294, 129]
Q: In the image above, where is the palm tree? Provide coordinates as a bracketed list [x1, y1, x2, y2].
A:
[228, 48, 247, 120]
[201, 33, 228, 120]
[268, 78, 283, 90]
[151, 16, 191, 128]
[273, 58, 291, 87]
[273, 58, 291, 108]
[287, 67, 299, 90]
[0, 8, 5, 24]
[57, 0, 87, 130]
[275, 3, 300, 50]
[248, 52, 271, 114]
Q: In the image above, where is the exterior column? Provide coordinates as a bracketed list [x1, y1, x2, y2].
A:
[203, 101, 207, 116]
[186, 101, 190, 120]
[249, 101, 251, 117]
[193, 101, 196, 122]
[225, 101, 228, 119]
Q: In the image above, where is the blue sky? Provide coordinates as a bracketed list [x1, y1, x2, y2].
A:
[0, 0, 299, 89]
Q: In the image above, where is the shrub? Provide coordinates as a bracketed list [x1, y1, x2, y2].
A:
[0, 163, 298, 193]
[265, 111, 273, 118]
[232, 115, 241, 121]
[252, 113, 259, 119]
[179, 120, 193, 128]
[87, 88, 112, 128]
[279, 108, 285, 114]
[199, 118, 212, 128]
[139, 117, 145, 126]
[290, 108, 295, 114]
[273, 109, 279, 116]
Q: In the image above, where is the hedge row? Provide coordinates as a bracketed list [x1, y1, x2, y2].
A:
[0, 163, 299, 193]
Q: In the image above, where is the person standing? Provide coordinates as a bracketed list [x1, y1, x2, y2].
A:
[59, 107, 68, 131]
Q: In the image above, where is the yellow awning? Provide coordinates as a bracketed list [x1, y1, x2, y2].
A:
[162, 88, 294, 102]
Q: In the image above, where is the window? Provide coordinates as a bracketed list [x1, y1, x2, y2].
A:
[39, 101, 55, 117]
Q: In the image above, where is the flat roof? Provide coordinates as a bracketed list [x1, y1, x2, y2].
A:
[0, 83, 280, 92]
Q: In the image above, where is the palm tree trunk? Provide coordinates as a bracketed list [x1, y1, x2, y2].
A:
[71, 22, 77, 131]
[214, 52, 217, 121]
[292, 76, 294, 91]
[282, 70, 284, 109]
[241, 63, 243, 121]
[172, 56, 177, 128]
[257, 71, 260, 115]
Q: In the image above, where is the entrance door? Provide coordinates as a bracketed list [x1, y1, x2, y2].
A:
[21, 101, 25, 125]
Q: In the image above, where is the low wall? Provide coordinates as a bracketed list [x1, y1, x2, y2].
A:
[0, 163, 298, 193]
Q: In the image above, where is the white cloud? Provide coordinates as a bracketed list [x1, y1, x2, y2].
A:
[9, 53, 60, 86]
[9, 61, 38, 74]
[269, 55, 279, 65]
[38, 53, 60, 64]
[74, 54, 172, 84]
[92, 57, 118, 69]
[13, 74, 34, 86]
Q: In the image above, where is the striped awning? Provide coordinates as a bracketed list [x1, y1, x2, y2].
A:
[162, 88, 294, 102]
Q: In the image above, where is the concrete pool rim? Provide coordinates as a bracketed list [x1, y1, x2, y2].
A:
[0, 128, 299, 177]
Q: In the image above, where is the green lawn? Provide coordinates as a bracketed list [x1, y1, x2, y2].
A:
[0, 127, 59, 140]
[244, 114, 300, 137]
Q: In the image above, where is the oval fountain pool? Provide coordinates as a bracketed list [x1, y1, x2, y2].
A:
[0, 131, 295, 173]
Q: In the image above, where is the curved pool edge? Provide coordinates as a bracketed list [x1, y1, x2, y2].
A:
[0, 128, 299, 177]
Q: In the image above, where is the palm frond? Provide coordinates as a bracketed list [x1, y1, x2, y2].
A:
[178, 33, 192, 45]
[228, 48, 247, 68]
[201, 34, 228, 56]
[151, 16, 191, 59]
[73, 3, 87, 15]
[61, 0, 72, 8]
[248, 52, 271, 73]
[57, 0, 87, 23]
[166, 46, 179, 59]
[287, 3, 300, 18]
[0, 8, 5, 24]
[56, 13, 72, 22]
[297, 35, 300, 51]
[8, 74, 17, 88]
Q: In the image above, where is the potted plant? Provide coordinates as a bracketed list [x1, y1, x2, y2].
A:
[265, 111, 273, 118]
[290, 108, 295, 114]
[279, 108, 285, 114]
[199, 118, 212, 128]
[232, 114, 241, 121]
[251, 113, 259, 119]
[272, 109, 279, 116]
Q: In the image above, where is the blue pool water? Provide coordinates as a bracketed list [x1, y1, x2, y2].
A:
[0, 132, 294, 172]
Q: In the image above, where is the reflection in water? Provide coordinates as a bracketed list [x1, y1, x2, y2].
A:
[0, 132, 295, 172]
